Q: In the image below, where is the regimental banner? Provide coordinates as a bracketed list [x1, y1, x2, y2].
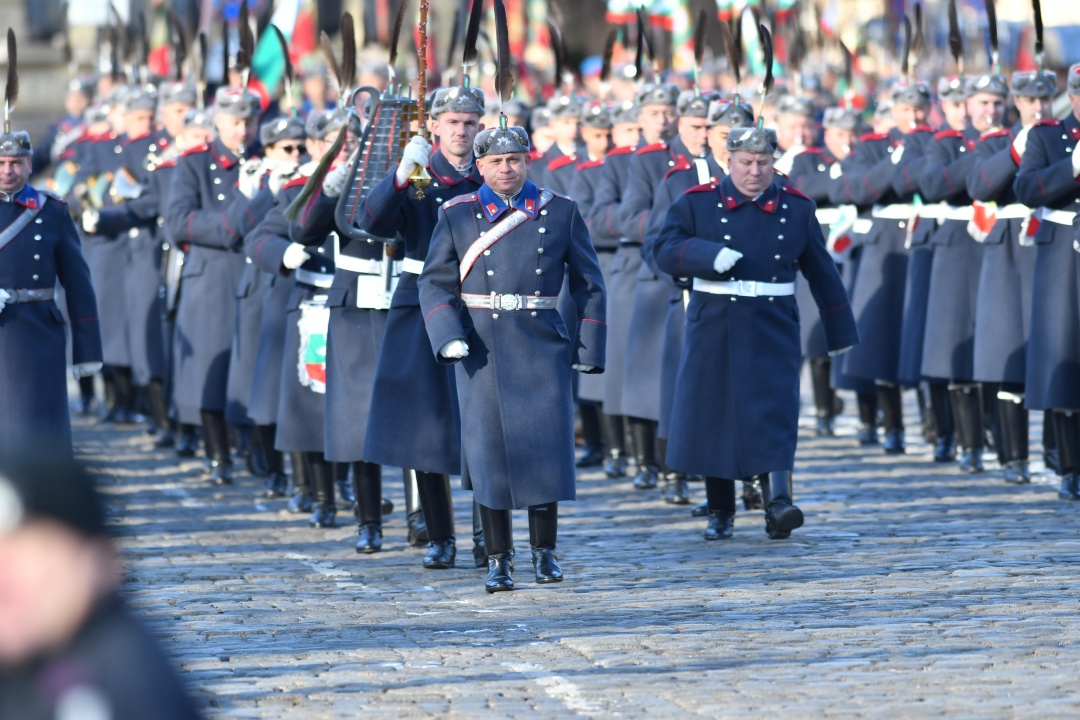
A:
[297, 297, 330, 394]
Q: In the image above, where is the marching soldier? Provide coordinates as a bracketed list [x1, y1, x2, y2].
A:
[532, 96, 583, 194]
[164, 87, 264, 485]
[967, 70, 1054, 485]
[772, 95, 817, 176]
[418, 120, 606, 592]
[655, 125, 858, 541]
[1013, 64, 1080, 500]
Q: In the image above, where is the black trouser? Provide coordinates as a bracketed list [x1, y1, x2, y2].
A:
[877, 383, 903, 432]
[352, 461, 382, 525]
[628, 416, 658, 468]
[477, 502, 558, 555]
[254, 424, 284, 474]
[601, 410, 625, 456]
[996, 384, 1028, 464]
[579, 401, 602, 448]
[415, 472, 455, 541]
[307, 451, 335, 507]
[950, 383, 984, 451]
[809, 357, 835, 418]
[1052, 411, 1080, 476]
[148, 378, 172, 432]
[703, 478, 736, 513]
[928, 381, 954, 440]
[200, 410, 230, 463]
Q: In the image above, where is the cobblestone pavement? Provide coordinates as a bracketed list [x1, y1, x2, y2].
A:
[75, 395, 1080, 719]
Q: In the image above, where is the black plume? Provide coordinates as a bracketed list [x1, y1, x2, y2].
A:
[222, 15, 230, 78]
[637, 8, 655, 67]
[271, 24, 294, 102]
[494, 0, 514, 105]
[196, 31, 207, 108]
[986, 0, 999, 68]
[600, 27, 617, 84]
[913, 2, 924, 57]
[5, 29, 18, 121]
[320, 31, 342, 90]
[1033, 0, 1044, 59]
[389, 0, 409, 70]
[948, 0, 963, 69]
[693, 9, 708, 73]
[547, 19, 565, 90]
[839, 40, 853, 93]
[634, 14, 644, 81]
[446, 7, 463, 73]
[341, 12, 356, 91]
[238, 0, 255, 75]
[167, 7, 191, 81]
[760, 24, 774, 96]
[463, 0, 483, 71]
[720, 19, 740, 86]
[901, 15, 911, 77]
[60, 3, 73, 68]
[136, 10, 150, 73]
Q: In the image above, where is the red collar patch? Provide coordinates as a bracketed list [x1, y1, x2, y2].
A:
[486, 203, 499, 215]
[525, 198, 535, 213]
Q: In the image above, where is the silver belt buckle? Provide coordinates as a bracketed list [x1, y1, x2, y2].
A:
[737, 280, 759, 297]
[494, 293, 522, 311]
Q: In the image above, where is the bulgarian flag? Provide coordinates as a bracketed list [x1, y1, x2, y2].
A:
[250, 0, 315, 99]
[716, 0, 735, 23]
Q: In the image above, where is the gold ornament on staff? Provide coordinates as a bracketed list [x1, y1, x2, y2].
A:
[410, 0, 433, 199]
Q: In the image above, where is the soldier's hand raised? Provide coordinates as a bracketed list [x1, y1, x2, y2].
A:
[322, 161, 351, 199]
[395, 136, 433, 187]
[81, 208, 99, 234]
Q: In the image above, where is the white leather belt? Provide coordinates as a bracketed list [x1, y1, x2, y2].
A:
[1040, 208, 1077, 225]
[461, 292, 559, 311]
[336, 255, 400, 275]
[996, 203, 1030, 219]
[1, 287, 54, 303]
[693, 279, 795, 297]
[918, 204, 947, 221]
[942, 205, 974, 221]
[871, 204, 911, 219]
[401, 257, 425, 274]
[815, 208, 842, 225]
[294, 268, 334, 288]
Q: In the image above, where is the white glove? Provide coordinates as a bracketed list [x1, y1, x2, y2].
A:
[773, 146, 803, 175]
[72, 361, 103, 379]
[282, 243, 312, 270]
[395, 135, 433, 186]
[81, 208, 99, 234]
[322, 161, 351, 199]
[1012, 126, 1031, 161]
[891, 144, 905, 165]
[268, 162, 300, 195]
[238, 162, 265, 199]
[1072, 145, 1080, 178]
[712, 247, 743, 274]
[0, 288, 9, 314]
[572, 364, 596, 372]
[828, 346, 853, 357]
[439, 339, 470, 359]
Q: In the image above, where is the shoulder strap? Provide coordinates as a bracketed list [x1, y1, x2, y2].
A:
[0, 200, 46, 254]
[459, 191, 555, 283]
[692, 158, 711, 186]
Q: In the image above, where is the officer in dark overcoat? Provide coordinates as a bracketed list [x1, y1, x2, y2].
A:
[919, 73, 1007, 474]
[529, 95, 583, 192]
[656, 125, 858, 541]
[1013, 64, 1080, 500]
[164, 87, 263, 485]
[357, 85, 486, 570]
[579, 98, 644, 478]
[967, 70, 1054, 485]
[0, 125, 102, 454]
[419, 121, 606, 593]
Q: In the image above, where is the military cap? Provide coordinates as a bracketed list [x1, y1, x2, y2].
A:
[611, 99, 639, 125]
[547, 94, 583, 120]
[581, 101, 613, 129]
[775, 94, 815, 118]
[1066, 63, 1080, 94]
[531, 106, 551, 129]
[214, 87, 262, 119]
[891, 82, 932, 107]
[305, 108, 354, 140]
[937, 76, 967, 103]
[67, 76, 95, 100]
[183, 108, 214, 130]
[431, 85, 485, 118]
[0, 131, 31, 158]
[474, 124, 531, 158]
[159, 81, 198, 107]
[1011, 70, 1057, 98]
[823, 107, 860, 131]
[0, 455, 108, 539]
[965, 73, 1009, 99]
[636, 83, 679, 107]
[707, 99, 754, 128]
[676, 91, 714, 118]
[124, 85, 158, 113]
[259, 115, 306, 147]
[84, 104, 109, 124]
[726, 125, 779, 154]
[874, 99, 894, 121]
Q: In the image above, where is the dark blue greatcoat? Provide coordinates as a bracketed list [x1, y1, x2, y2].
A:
[93, 131, 172, 386]
[584, 144, 640, 413]
[244, 272, 291, 426]
[967, 125, 1037, 385]
[357, 151, 480, 474]
[919, 124, 985, 382]
[1014, 114, 1080, 411]
[74, 133, 130, 368]
[829, 128, 913, 384]
[419, 180, 606, 509]
[163, 139, 252, 424]
[0, 185, 101, 452]
[617, 137, 693, 422]
[656, 178, 858, 478]
[224, 182, 279, 426]
[290, 186, 389, 462]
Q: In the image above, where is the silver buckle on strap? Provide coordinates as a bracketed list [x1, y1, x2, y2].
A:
[736, 280, 760, 297]
[492, 292, 523, 311]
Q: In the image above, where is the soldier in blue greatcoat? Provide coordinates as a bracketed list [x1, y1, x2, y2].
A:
[655, 125, 858, 542]
[967, 70, 1054, 485]
[419, 121, 606, 593]
[1013, 64, 1080, 500]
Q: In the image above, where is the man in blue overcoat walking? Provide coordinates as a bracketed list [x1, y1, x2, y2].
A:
[419, 121, 607, 593]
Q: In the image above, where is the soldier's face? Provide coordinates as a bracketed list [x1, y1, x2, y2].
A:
[125, 109, 155, 139]
[580, 126, 611, 159]
[1014, 95, 1051, 126]
[824, 126, 857, 160]
[0, 157, 30, 193]
[707, 125, 732, 166]
[215, 114, 252, 153]
[940, 100, 968, 131]
[1070, 93, 1080, 122]
[432, 113, 482, 162]
[967, 93, 1006, 133]
[638, 104, 675, 144]
[161, 103, 193, 138]
[611, 122, 640, 148]
[477, 152, 530, 196]
[728, 151, 774, 197]
[776, 113, 814, 151]
[551, 117, 580, 147]
[678, 116, 710, 157]
[892, 102, 929, 132]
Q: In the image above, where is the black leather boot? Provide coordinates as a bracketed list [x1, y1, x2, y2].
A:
[916, 385, 935, 444]
[78, 375, 96, 416]
[486, 553, 515, 593]
[704, 477, 736, 540]
[998, 390, 1030, 484]
[741, 476, 764, 510]
[308, 454, 337, 528]
[417, 472, 456, 569]
[335, 462, 355, 508]
[402, 469, 429, 547]
[112, 367, 138, 424]
[287, 452, 313, 513]
[691, 499, 709, 517]
[576, 402, 604, 467]
[1044, 411, 1060, 474]
[602, 412, 627, 478]
[658, 438, 690, 504]
[705, 511, 735, 540]
[201, 410, 233, 485]
[240, 426, 269, 478]
[1053, 411, 1080, 501]
[855, 391, 879, 445]
[175, 424, 199, 458]
[810, 357, 836, 437]
[255, 425, 287, 498]
[951, 385, 985, 473]
[878, 383, 905, 454]
[148, 379, 175, 448]
[100, 367, 118, 423]
[929, 382, 956, 462]
[353, 461, 382, 553]
[629, 417, 660, 489]
[472, 500, 487, 567]
[480, 504, 515, 592]
[763, 471, 804, 540]
[528, 502, 562, 583]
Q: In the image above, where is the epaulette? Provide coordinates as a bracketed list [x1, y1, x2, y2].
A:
[800, 147, 824, 155]
[529, 149, 544, 161]
[181, 143, 210, 157]
[781, 185, 812, 202]
[86, 131, 114, 142]
[607, 146, 635, 157]
[155, 158, 178, 170]
[979, 129, 1010, 141]
[683, 183, 715, 195]
[1034, 118, 1062, 128]
[283, 177, 309, 191]
[577, 159, 604, 171]
[442, 193, 477, 209]
[859, 132, 888, 142]
[38, 188, 66, 204]
[663, 158, 693, 180]
[547, 154, 578, 172]
[637, 142, 668, 155]
[934, 129, 964, 140]
[546, 190, 573, 202]
[913, 124, 936, 133]
[127, 132, 150, 143]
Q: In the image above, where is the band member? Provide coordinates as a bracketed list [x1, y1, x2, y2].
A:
[419, 121, 606, 592]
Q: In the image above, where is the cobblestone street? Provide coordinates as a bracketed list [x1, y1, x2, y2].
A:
[77, 401, 1080, 718]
